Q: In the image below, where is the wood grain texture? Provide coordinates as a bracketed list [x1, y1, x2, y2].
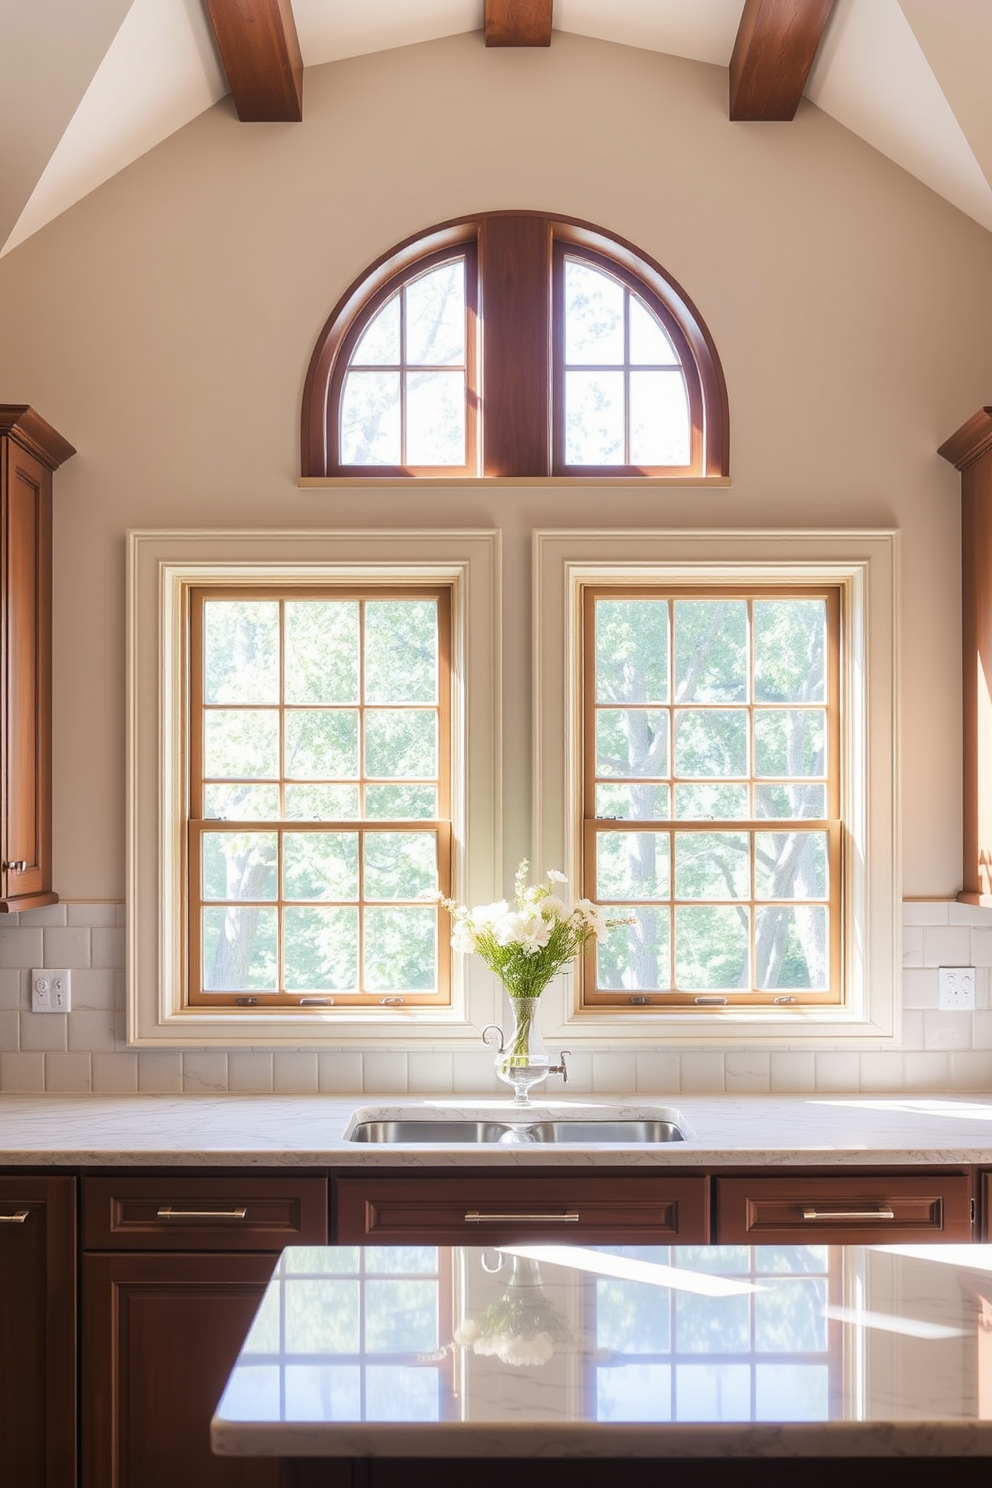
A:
[939, 406, 992, 471]
[0, 405, 75, 469]
[479, 214, 551, 476]
[715, 1173, 972, 1243]
[204, 0, 303, 122]
[729, 0, 836, 121]
[485, 0, 553, 47]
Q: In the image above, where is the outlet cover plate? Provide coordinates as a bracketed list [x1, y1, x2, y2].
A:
[938, 966, 976, 1011]
[31, 969, 71, 1013]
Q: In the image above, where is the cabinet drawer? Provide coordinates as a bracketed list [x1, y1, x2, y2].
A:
[335, 1174, 709, 1244]
[82, 1175, 328, 1251]
[715, 1173, 972, 1243]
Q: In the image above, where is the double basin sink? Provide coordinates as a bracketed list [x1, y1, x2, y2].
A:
[346, 1110, 687, 1145]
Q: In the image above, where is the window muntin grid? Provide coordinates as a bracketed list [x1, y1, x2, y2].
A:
[582, 587, 842, 1007]
[188, 587, 452, 1007]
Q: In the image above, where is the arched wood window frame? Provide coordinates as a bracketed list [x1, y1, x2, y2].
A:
[302, 212, 729, 481]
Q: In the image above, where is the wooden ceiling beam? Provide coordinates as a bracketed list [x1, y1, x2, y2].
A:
[485, 0, 553, 48]
[203, 0, 303, 122]
[729, 0, 836, 121]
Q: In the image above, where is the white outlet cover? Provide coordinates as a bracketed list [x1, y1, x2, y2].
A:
[31, 968, 71, 1013]
[938, 966, 976, 1011]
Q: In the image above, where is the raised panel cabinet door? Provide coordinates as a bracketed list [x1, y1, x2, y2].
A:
[82, 1251, 281, 1488]
[715, 1172, 973, 1243]
[0, 1175, 76, 1488]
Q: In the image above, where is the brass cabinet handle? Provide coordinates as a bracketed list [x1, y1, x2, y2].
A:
[801, 1207, 896, 1221]
[463, 1211, 580, 1224]
[0, 1210, 30, 1223]
[155, 1206, 248, 1220]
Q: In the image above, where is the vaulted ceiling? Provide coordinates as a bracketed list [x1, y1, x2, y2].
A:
[4, 0, 992, 261]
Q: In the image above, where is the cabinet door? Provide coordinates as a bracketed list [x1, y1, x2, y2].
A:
[0, 1175, 76, 1487]
[82, 1251, 280, 1488]
[715, 1172, 973, 1243]
[0, 437, 54, 908]
[335, 1173, 710, 1244]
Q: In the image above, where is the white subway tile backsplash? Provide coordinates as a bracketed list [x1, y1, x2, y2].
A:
[904, 1051, 950, 1090]
[137, 1051, 183, 1093]
[725, 1052, 770, 1093]
[923, 926, 973, 967]
[0, 928, 43, 968]
[228, 1053, 274, 1093]
[92, 1052, 138, 1093]
[859, 1052, 905, 1090]
[44, 1053, 92, 1093]
[949, 1051, 992, 1091]
[0, 970, 23, 1010]
[317, 1052, 364, 1093]
[593, 1052, 637, 1093]
[0, 1052, 44, 1091]
[68, 1010, 117, 1053]
[273, 1052, 318, 1094]
[948, 902, 992, 926]
[679, 1052, 725, 1092]
[91, 928, 125, 969]
[18, 904, 67, 927]
[407, 1053, 454, 1093]
[635, 1051, 680, 1094]
[901, 969, 939, 1008]
[363, 1052, 408, 1093]
[183, 1052, 228, 1092]
[901, 926, 924, 966]
[67, 902, 120, 928]
[923, 1010, 973, 1051]
[970, 1011, 992, 1049]
[902, 901, 949, 926]
[451, 1051, 501, 1094]
[814, 1052, 861, 1091]
[769, 1052, 816, 1092]
[69, 970, 115, 1010]
[0, 1010, 18, 1052]
[20, 1012, 67, 1052]
[43, 927, 90, 967]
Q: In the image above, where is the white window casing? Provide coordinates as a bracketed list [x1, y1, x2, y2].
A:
[532, 528, 900, 1046]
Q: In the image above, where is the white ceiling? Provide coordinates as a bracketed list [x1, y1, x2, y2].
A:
[4, 0, 992, 260]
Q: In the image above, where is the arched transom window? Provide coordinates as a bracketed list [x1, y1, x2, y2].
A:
[303, 214, 727, 480]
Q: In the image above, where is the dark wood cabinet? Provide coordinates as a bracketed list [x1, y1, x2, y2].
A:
[0, 406, 74, 911]
[714, 1170, 973, 1243]
[0, 1175, 77, 1487]
[334, 1171, 710, 1244]
[81, 1173, 328, 1488]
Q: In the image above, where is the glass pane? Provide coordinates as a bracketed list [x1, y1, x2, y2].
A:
[365, 784, 437, 819]
[285, 784, 360, 820]
[596, 709, 669, 778]
[754, 599, 826, 703]
[283, 832, 359, 901]
[366, 1366, 439, 1423]
[755, 1364, 829, 1422]
[674, 783, 749, 821]
[673, 710, 747, 778]
[364, 1247, 438, 1274]
[597, 906, 670, 991]
[676, 1291, 749, 1353]
[597, 1278, 671, 1353]
[565, 370, 624, 463]
[674, 905, 749, 990]
[674, 1246, 749, 1273]
[364, 905, 436, 991]
[674, 600, 747, 702]
[204, 709, 279, 779]
[204, 601, 279, 704]
[363, 831, 437, 900]
[283, 906, 359, 991]
[352, 293, 400, 365]
[365, 600, 437, 704]
[755, 906, 829, 990]
[629, 295, 678, 365]
[629, 371, 690, 466]
[597, 1363, 671, 1423]
[754, 710, 826, 778]
[341, 371, 401, 464]
[365, 709, 436, 778]
[405, 371, 465, 466]
[564, 259, 625, 364]
[202, 906, 277, 991]
[284, 1365, 361, 1423]
[405, 260, 465, 365]
[597, 831, 670, 900]
[595, 599, 669, 704]
[754, 1246, 828, 1273]
[365, 1279, 437, 1352]
[595, 782, 670, 820]
[285, 1278, 359, 1352]
[202, 832, 277, 901]
[285, 710, 359, 779]
[755, 830, 828, 899]
[675, 1364, 751, 1422]
[285, 602, 359, 706]
[754, 783, 827, 820]
[675, 832, 750, 900]
[204, 784, 279, 820]
[754, 1277, 827, 1353]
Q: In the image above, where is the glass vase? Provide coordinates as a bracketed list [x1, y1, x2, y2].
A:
[493, 994, 551, 1106]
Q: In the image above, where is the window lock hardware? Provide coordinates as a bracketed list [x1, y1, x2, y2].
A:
[300, 997, 335, 1006]
[235, 997, 257, 1006]
[694, 995, 727, 1005]
[380, 996, 405, 1005]
[774, 995, 798, 1004]
[628, 995, 653, 1005]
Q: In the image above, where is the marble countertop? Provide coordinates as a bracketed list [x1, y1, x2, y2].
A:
[1, 1091, 992, 1166]
[211, 1241, 992, 1457]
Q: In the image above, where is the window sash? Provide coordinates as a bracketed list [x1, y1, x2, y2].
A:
[580, 584, 843, 1009]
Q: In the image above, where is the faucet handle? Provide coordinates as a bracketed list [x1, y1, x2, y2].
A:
[550, 1050, 570, 1085]
[481, 1024, 505, 1053]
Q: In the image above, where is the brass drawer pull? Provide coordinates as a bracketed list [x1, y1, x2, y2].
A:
[801, 1207, 896, 1221]
[463, 1211, 580, 1224]
[155, 1206, 248, 1221]
[0, 1210, 30, 1223]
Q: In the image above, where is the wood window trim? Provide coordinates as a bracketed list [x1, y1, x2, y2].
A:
[185, 583, 453, 1010]
[301, 212, 729, 482]
[579, 583, 843, 1010]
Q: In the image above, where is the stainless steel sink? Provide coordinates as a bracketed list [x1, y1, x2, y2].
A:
[347, 1119, 684, 1144]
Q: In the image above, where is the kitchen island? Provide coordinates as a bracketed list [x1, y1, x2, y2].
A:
[212, 1239, 992, 1483]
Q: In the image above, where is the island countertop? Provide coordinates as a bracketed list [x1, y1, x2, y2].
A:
[0, 1091, 991, 1166]
[210, 1240, 992, 1460]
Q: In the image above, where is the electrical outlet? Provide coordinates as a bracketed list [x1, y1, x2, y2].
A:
[31, 969, 71, 1013]
[938, 966, 975, 1011]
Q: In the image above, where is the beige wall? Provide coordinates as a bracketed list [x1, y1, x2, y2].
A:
[0, 30, 990, 902]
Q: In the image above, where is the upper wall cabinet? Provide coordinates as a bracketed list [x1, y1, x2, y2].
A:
[0, 407, 74, 912]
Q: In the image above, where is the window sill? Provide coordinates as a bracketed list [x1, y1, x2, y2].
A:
[299, 476, 733, 489]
